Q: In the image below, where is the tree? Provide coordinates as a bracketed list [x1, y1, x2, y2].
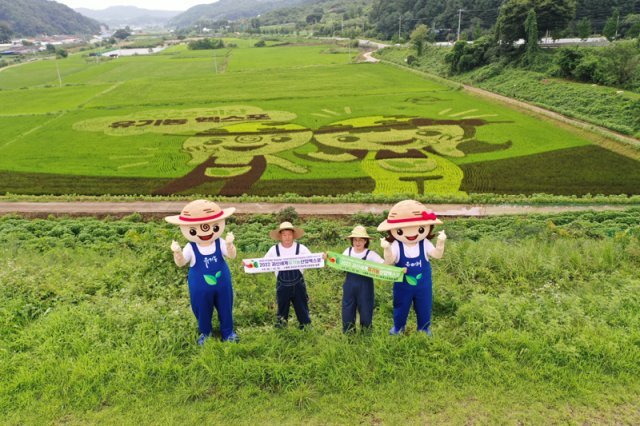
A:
[0, 22, 12, 43]
[45, 43, 56, 53]
[577, 17, 592, 40]
[496, 0, 576, 44]
[603, 9, 620, 41]
[410, 24, 429, 56]
[524, 9, 539, 66]
[112, 28, 131, 40]
[56, 48, 68, 59]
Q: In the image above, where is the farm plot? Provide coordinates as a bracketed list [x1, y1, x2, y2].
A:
[0, 40, 637, 196]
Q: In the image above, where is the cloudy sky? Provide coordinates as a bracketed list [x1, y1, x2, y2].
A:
[55, 0, 214, 11]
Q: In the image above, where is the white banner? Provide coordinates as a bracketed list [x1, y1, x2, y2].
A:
[242, 253, 325, 274]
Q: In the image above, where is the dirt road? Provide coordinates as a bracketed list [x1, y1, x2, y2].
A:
[0, 201, 635, 219]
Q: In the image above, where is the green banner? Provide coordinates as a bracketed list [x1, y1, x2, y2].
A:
[326, 251, 404, 282]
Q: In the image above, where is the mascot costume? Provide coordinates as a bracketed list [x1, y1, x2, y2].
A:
[166, 200, 238, 344]
[378, 200, 447, 336]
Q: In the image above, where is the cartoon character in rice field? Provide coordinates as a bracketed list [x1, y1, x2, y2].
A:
[309, 116, 511, 195]
[156, 122, 313, 195]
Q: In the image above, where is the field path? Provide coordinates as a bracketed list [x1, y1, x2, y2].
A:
[0, 201, 635, 218]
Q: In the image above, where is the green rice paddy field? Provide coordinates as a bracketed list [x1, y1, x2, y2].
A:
[1, 40, 638, 197]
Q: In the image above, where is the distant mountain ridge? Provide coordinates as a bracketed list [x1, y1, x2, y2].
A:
[75, 6, 180, 28]
[0, 0, 100, 36]
[169, 0, 309, 28]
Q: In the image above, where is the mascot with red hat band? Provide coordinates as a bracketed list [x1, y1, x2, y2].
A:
[166, 200, 238, 344]
[378, 200, 447, 336]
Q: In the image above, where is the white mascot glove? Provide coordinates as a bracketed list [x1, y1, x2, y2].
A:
[380, 237, 390, 249]
[171, 240, 182, 253]
[437, 230, 447, 241]
[225, 232, 235, 244]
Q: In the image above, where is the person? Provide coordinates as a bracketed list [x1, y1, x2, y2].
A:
[166, 199, 238, 345]
[340, 225, 384, 333]
[264, 221, 312, 329]
[377, 200, 447, 336]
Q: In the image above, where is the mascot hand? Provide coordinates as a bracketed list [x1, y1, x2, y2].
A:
[437, 230, 447, 241]
[225, 232, 235, 244]
[380, 238, 390, 249]
[171, 240, 182, 253]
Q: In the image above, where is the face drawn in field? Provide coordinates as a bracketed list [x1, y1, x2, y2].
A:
[312, 116, 510, 195]
[183, 122, 313, 168]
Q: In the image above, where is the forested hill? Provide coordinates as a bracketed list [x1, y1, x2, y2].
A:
[0, 0, 100, 36]
[169, 0, 309, 28]
[75, 6, 180, 28]
[256, 0, 372, 27]
[368, 0, 640, 40]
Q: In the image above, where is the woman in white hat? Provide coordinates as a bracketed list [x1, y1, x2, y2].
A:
[340, 225, 385, 333]
[264, 221, 312, 328]
[377, 200, 447, 336]
[166, 199, 238, 344]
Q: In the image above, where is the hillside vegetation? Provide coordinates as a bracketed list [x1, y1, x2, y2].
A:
[1, 209, 639, 423]
[0, 0, 100, 36]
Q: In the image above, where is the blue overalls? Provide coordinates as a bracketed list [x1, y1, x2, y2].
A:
[187, 239, 236, 341]
[342, 248, 374, 333]
[392, 241, 433, 334]
[275, 243, 311, 328]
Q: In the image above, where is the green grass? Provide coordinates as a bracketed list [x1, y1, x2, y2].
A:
[1, 210, 639, 423]
[461, 145, 640, 195]
[0, 40, 637, 197]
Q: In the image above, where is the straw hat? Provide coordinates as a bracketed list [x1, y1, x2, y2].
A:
[165, 199, 235, 225]
[345, 225, 373, 240]
[377, 200, 442, 232]
[269, 221, 305, 240]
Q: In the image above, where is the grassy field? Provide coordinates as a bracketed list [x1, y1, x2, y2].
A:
[1, 210, 639, 423]
[0, 39, 638, 196]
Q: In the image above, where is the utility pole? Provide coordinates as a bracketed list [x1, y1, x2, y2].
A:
[457, 9, 463, 41]
[398, 15, 402, 41]
[213, 54, 218, 74]
[615, 13, 620, 39]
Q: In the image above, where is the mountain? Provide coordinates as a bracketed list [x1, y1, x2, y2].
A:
[0, 0, 100, 36]
[75, 6, 180, 28]
[169, 0, 309, 28]
[257, 0, 372, 26]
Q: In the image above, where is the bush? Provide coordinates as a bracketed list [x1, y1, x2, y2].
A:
[188, 38, 224, 50]
[254, 40, 266, 47]
[555, 47, 583, 78]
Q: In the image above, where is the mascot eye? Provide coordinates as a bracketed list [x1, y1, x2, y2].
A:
[396, 229, 403, 236]
[418, 227, 425, 234]
[213, 225, 220, 233]
[272, 136, 292, 143]
[336, 136, 359, 143]
[200, 224, 210, 232]
[189, 228, 197, 236]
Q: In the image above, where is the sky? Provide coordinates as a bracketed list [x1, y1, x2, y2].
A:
[55, 0, 215, 11]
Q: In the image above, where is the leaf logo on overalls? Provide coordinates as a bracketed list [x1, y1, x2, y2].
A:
[406, 273, 422, 286]
[203, 271, 222, 285]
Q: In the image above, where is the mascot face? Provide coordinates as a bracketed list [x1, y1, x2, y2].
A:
[183, 123, 313, 165]
[391, 225, 432, 245]
[314, 118, 470, 158]
[180, 220, 226, 245]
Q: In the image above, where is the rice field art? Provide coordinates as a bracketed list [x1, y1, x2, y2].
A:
[1, 41, 639, 196]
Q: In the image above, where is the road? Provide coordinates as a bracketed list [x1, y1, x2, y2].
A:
[0, 201, 635, 219]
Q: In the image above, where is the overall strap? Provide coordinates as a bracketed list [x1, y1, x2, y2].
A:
[296, 242, 300, 255]
[275, 244, 280, 257]
[419, 239, 426, 259]
[398, 241, 405, 259]
[364, 249, 370, 260]
[215, 237, 221, 253]
[348, 247, 352, 256]
[190, 241, 199, 256]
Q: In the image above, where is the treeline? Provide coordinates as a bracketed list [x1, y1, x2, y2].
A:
[0, 0, 100, 37]
[187, 38, 225, 50]
[368, 0, 640, 42]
